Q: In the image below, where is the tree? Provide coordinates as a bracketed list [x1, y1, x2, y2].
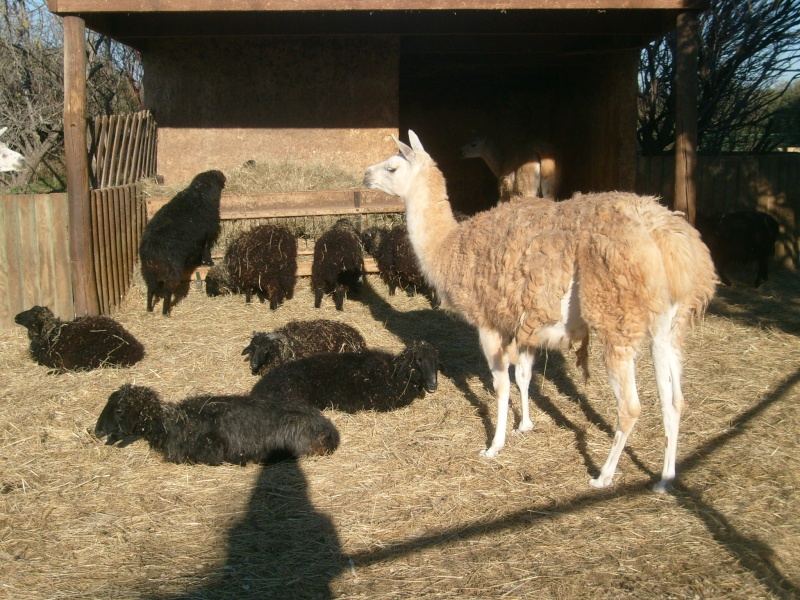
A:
[638, 0, 800, 155]
[0, 0, 142, 190]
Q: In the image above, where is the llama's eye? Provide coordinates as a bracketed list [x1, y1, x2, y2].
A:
[386, 165, 396, 173]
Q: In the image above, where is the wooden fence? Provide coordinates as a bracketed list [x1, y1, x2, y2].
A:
[89, 110, 157, 189]
[636, 153, 800, 267]
[91, 184, 148, 315]
[0, 193, 73, 327]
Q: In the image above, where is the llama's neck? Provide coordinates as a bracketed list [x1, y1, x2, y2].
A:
[402, 162, 458, 285]
[480, 145, 504, 179]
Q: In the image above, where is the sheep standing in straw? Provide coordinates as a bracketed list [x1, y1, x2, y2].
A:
[364, 130, 717, 492]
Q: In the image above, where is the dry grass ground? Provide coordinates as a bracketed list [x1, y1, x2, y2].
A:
[1, 261, 798, 599]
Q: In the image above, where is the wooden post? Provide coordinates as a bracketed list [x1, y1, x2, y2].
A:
[63, 15, 100, 316]
[674, 11, 699, 224]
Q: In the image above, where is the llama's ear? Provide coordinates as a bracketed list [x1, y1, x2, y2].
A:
[392, 134, 415, 160]
[408, 130, 425, 153]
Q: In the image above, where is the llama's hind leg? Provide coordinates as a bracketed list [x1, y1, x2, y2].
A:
[513, 347, 534, 434]
[479, 328, 512, 458]
[651, 312, 685, 493]
[590, 345, 640, 488]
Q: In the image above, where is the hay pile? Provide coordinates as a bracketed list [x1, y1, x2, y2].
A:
[1, 263, 798, 599]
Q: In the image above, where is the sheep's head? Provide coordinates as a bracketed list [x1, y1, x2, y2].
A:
[397, 340, 439, 395]
[95, 384, 161, 444]
[0, 126, 25, 173]
[14, 305, 56, 339]
[242, 332, 288, 376]
[363, 130, 429, 199]
[360, 227, 386, 255]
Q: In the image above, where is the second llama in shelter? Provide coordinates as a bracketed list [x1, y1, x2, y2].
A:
[364, 130, 717, 493]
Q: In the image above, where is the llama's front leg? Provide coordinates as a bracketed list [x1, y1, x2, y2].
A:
[590, 345, 640, 488]
[514, 348, 534, 434]
[479, 329, 511, 458]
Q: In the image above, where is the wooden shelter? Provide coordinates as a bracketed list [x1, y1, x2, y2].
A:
[46, 0, 704, 316]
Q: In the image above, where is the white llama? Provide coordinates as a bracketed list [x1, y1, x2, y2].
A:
[460, 132, 560, 202]
[0, 127, 26, 173]
[364, 130, 717, 492]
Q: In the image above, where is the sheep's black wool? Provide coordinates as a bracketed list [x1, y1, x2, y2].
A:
[225, 224, 297, 308]
[311, 218, 365, 310]
[14, 305, 144, 373]
[95, 384, 339, 465]
[139, 169, 225, 315]
[361, 224, 438, 307]
[242, 319, 367, 376]
[695, 210, 780, 287]
[250, 340, 438, 413]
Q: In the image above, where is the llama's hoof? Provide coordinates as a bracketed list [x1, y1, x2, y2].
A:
[513, 420, 534, 435]
[652, 479, 673, 494]
[480, 447, 500, 458]
[589, 475, 613, 489]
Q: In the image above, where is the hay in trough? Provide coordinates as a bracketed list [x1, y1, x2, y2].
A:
[1, 261, 798, 599]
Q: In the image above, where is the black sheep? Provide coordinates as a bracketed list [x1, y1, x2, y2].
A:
[242, 319, 367, 376]
[139, 169, 225, 315]
[311, 218, 365, 310]
[695, 210, 780, 287]
[14, 305, 144, 373]
[95, 384, 339, 465]
[225, 224, 298, 308]
[204, 262, 242, 297]
[361, 224, 439, 307]
[251, 341, 439, 413]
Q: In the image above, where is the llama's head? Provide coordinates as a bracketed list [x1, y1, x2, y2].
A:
[459, 132, 490, 160]
[0, 127, 26, 173]
[363, 130, 431, 199]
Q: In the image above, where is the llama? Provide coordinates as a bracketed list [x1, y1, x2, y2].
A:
[364, 130, 717, 492]
[0, 127, 25, 173]
[139, 170, 225, 316]
[95, 384, 339, 465]
[460, 132, 560, 202]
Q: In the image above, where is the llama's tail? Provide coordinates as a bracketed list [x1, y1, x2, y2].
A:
[645, 200, 718, 318]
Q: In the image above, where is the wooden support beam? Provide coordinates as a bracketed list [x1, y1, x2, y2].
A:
[674, 10, 699, 224]
[64, 15, 100, 316]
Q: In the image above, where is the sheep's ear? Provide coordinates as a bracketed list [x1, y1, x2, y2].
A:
[408, 130, 425, 154]
[393, 134, 415, 161]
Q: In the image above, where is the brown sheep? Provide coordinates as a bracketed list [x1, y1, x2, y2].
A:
[364, 130, 718, 493]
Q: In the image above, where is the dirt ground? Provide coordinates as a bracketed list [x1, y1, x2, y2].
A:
[1, 262, 798, 599]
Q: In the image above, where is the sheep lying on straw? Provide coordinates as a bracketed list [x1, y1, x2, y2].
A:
[364, 130, 717, 493]
[251, 340, 438, 413]
[95, 384, 339, 465]
[14, 305, 144, 374]
[242, 319, 367, 376]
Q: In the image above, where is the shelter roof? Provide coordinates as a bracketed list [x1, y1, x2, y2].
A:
[47, 1, 707, 52]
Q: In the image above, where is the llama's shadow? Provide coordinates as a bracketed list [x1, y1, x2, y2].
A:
[147, 459, 343, 600]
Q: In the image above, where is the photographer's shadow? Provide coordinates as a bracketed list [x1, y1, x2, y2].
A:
[153, 459, 342, 600]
